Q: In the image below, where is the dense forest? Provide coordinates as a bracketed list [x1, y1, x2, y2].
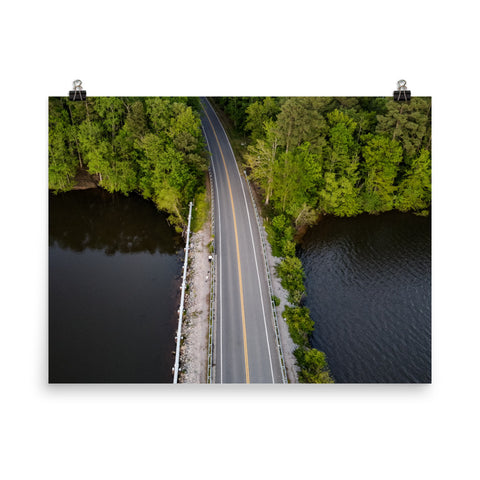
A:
[215, 96, 431, 223]
[48, 97, 208, 230]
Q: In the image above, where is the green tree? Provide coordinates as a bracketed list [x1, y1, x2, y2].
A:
[135, 132, 164, 199]
[168, 103, 202, 153]
[48, 99, 78, 191]
[361, 135, 403, 213]
[325, 109, 358, 174]
[245, 119, 280, 206]
[319, 110, 361, 215]
[276, 97, 328, 153]
[295, 348, 334, 383]
[319, 173, 362, 216]
[271, 143, 322, 218]
[376, 98, 431, 162]
[145, 98, 173, 132]
[245, 97, 280, 140]
[214, 97, 260, 131]
[276, 256, 306, 304]
[168, 102, 208, 174]
[83, 139, 111, 185]
[396, 148, 431, 214]
[269, 214, 295, 257]
[48, 155, 76, 192]
[283, 306, 314, 346]
[124, 100, 147, 140]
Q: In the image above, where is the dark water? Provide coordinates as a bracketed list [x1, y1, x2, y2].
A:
[49, 189, 183, 383]
[299, 212, 431, 383]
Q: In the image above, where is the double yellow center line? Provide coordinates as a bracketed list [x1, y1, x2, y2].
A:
[202, 103, 250, 384]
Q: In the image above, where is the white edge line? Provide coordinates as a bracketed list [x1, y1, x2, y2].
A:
[212, 155, 223, 384]
[238, 175, 275, 382]
[205, 99, 275, 383]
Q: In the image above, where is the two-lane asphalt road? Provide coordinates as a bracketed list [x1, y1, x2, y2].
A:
[201, 98, 284, 384]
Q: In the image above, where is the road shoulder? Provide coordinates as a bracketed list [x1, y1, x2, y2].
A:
[179, 220, 211, 383]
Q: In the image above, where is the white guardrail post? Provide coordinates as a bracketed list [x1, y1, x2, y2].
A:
[202, 120, 216, 384]
[173, 201, 194, 384]
[207, 166, 216, 384]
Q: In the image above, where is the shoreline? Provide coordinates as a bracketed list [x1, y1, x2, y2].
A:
[71, 168, 99, 190]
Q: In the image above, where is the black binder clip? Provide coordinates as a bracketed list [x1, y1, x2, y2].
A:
[393, 79, 411, 101]
[69, 79, 86, 101]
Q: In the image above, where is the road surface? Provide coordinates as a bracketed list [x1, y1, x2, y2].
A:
[200, 98, 284, 384]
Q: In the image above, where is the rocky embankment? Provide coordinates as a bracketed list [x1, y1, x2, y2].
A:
[178, 222, 211, 383]
[72, 169, 99, 190]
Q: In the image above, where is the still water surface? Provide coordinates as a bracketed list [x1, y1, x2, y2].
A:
[49, 189, 183, 383]
[299, 212, 431, 383]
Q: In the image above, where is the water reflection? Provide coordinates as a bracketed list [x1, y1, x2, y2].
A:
[49, 189, 182, 254]
[49, 189, 182, 383]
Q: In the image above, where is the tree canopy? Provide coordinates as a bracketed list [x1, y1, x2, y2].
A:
[49, 97, 208, 229]
[217, 96, 431, 222]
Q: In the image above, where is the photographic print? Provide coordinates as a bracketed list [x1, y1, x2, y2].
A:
[49, 96, 431, 384]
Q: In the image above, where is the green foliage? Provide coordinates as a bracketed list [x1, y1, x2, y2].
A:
[214, 97, 262, 131]
[282, 306, 313, 347]
[294, 347, 334, 383]
[125, 100, 147, 140]
[267, 214, 295, 257]
[48, 97, 208, 227]
[276, 256, 305, 304]
[325, 109, 358, 174]
[245, 97, 280, 140]
[245, 119, 280, 206]
[48, 158, 76, 192]
[320, 172, 362, 217]
[361, 135, 403, 213]
[191, 186, 209, 232]
[272, 144, 323, 218]
[376, 98, 431, 162]
[221, 96, 431, 220]
[276, 97, 328, 153]
[48, 98, 80, 191]
[396, 149, 431, 214]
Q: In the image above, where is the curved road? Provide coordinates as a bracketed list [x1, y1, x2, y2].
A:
[200, 98, 284, 384]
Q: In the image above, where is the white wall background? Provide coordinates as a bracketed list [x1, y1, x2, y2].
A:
[1, 1, 478, 479]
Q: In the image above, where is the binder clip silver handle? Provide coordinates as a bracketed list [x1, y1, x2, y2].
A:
[69, 79, 87, 101]
[394, 79, 411, 101]
[73, 79, 83, 91]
